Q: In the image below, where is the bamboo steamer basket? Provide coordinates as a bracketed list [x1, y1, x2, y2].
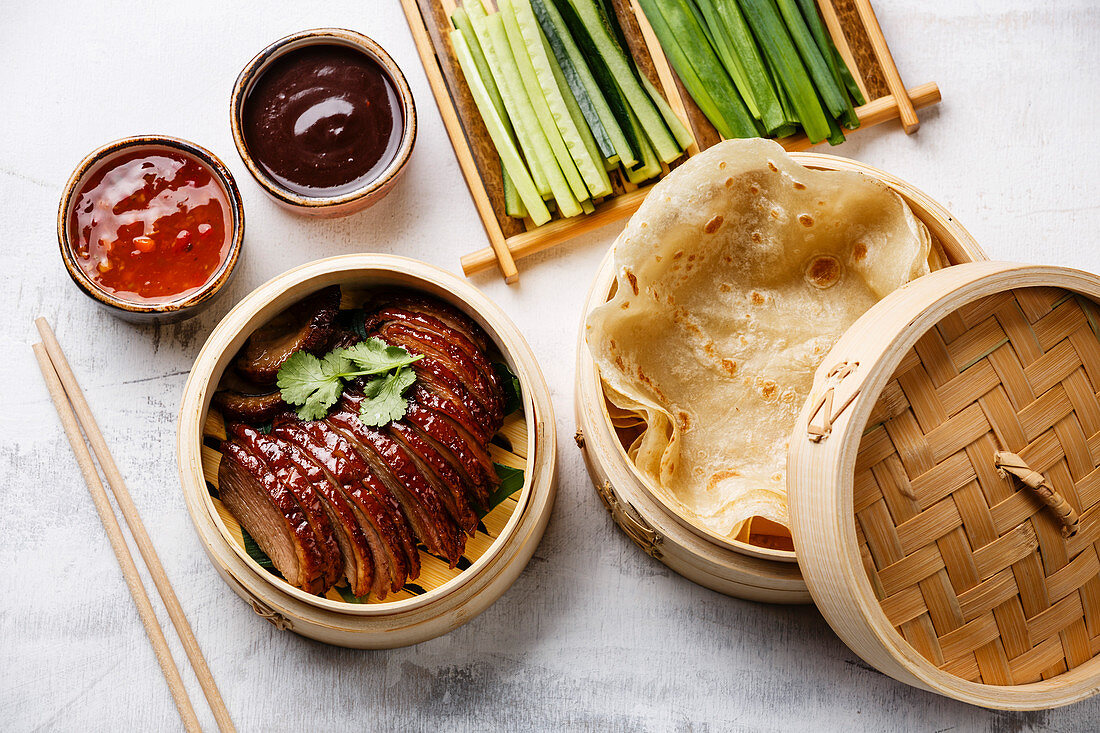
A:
[790, 262, 1100, 708]
[178, 254, 557, 648]
[576, 153, 987, 604]
[577, 154, 1100, 707]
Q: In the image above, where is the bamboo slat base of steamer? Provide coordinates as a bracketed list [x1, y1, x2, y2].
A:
[401, 0, 939, 282]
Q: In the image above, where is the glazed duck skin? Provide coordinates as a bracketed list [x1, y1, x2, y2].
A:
[218, 441, 328, 593]
[258, 425, 373, 595]
[212, 388, 287, 423]
[277, 414, 421, 580]
[366, 305, 503, 413]
[368, 291, 491, 352]
[228, 424, 343, 591]
[235, 285, 341, 384]
[390, 420, 480, 531]
[401, 353, 497, 442]
[272, 415, 414, 597]
[404, 400, 496, 507]
[375, 322, 503, 428]
[327, 397, 464, 565]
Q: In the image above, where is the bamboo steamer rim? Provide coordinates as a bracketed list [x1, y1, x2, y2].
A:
[788, 261, 1100, 709]
[177, 254, 555, 618]
[582, 151, 985, 564]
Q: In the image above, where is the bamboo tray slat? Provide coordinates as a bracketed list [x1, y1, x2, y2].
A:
[401, 0, 938, 281]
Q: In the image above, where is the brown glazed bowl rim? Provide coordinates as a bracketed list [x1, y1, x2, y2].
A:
[229, 28, 417, 210]
[57, 135, 245, 316]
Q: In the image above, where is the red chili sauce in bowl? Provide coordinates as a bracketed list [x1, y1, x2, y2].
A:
[69, 149, 232, 304]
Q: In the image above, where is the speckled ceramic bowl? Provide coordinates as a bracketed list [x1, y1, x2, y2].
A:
[230, 28, 417, 218]
[57, 135, 245, 324]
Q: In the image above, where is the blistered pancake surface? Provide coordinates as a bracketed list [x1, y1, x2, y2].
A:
[586, 139, 931, 539]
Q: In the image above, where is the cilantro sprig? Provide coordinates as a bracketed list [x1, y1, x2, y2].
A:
[276, 337, 422, 425]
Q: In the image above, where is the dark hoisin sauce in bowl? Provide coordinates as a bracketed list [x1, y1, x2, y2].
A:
[242, 44, 402, 197]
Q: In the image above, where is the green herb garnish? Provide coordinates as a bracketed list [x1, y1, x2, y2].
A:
[276, 337, 422, 425]
[483, 463, 526, 514]
[357, 367, 417, 427]
[493, 361, 523, 416]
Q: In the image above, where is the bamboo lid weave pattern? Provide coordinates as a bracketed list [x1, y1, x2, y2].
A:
[854, 286, 1100, 686]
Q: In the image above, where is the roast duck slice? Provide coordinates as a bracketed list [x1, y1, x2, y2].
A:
[234, 285, 341, 385]
[215, 288, 508, 596]
[272, 415, 416, 598]
[218, 440, 329, 594]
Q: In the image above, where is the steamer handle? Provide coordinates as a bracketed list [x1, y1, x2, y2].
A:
[222, 569, 294, 630]
[595, 480, 663, 559]
[993, 451, 1080, 538]
[807, 361, 860, 442]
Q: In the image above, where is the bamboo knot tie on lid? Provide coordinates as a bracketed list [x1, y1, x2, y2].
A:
[789, 262, 1100, 709]
[993, 451, 1081, 538]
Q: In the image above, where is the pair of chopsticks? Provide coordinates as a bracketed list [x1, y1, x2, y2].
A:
[33, 318, 235, 733]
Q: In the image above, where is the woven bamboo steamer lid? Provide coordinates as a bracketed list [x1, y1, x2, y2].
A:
[177, 254, 557, 648]
[575, 153, 985, 604]
[789, 261, 1100, 709]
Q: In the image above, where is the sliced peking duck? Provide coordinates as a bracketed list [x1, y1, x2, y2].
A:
[215, 287, 510, 598]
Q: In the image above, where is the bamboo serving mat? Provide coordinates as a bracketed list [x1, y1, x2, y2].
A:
[401, 0, 939, 281]
[855, 288, 1100, 685]
[200, 407, 528, 605]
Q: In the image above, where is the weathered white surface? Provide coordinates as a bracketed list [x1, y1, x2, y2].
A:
[2, 0, 1098, 730]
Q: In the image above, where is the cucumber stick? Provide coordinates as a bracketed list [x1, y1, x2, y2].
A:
[453, 6, 510, 138]
[712, 0, 786, 133]
[638, 73, 694, 150]
[476, 10, 554, 198]
[501, 161, 527, 217]
[500, 0, 584, 215]
[529, 0, 613, 159]
[567, 0, 681, 163]
[546, 0, 639, 167]
[450, 30, 550, 224]
[621, 109, 660, 184]
[513, 0, 609, 199]
[583, 0, 692, 152]
[541, 29, 613, 197]
[452, 6, 525, 218]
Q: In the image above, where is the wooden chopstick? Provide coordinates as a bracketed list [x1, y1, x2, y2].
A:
[35, 317, 236, 733]
[33, 343, 203, 733]
[853, 0, 919, 134]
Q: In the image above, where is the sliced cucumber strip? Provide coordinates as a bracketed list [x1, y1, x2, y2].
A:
[451, 29, 551, 224]
[568, 0, 682, 162]
[501, 0, 584, 215]
[541, 26, 613, 197]
[514, 0, 608, 199]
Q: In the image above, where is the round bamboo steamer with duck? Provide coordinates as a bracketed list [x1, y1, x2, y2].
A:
[178, 254, 557, 648]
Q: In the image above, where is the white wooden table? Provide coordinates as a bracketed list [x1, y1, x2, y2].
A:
[3, 0, 1099, 729]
